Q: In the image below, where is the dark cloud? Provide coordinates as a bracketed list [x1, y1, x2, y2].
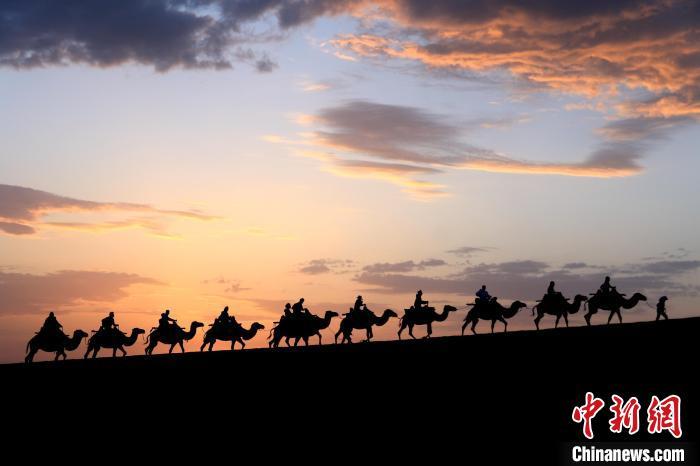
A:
[0, 221, 35, 235]
[563, 262, 588, 270]
[0, 184, 215, 236]
[0, 0, 360, 71]
[299, 258, 356, 275]
[638, 261, 700, 275]
[0, 270, 160, 315]
[598, 116, 695, 141]
[362, 259, 446, 274]
[355, 258, 699, 302]
[446, 246, 492, 256]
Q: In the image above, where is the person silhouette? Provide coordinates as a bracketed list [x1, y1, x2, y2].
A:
[100, 311, 123, 335]
[599, 276, 613, 295]
[292, 298, 305, 317]
[547, 281, 556, 295]
[159, 309, 177, 333]
[476, 285, 491, 303]
[41, 311, 63, 337]
[656, 296, 669, 321]
[414, 290, 428, 312]
[349, 295, 363, 317]
[216, 306, 231, 327]
[283, 303, 292, 318]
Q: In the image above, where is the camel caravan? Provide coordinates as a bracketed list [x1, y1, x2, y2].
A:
[25, 276, 667, 363]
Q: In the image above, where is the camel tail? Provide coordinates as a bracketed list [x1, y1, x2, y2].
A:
[397, 316, 404, 328]
[25, 339, 31, 354]
[531, 304, 537, 316]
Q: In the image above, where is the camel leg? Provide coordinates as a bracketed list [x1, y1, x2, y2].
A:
[398, 322, 405, 340]
[231, 340, 236, 350]
[119, 346, 126, 357]
[490, 320, 496, 334]
[317, 332, 322, 345]
[168, 343, 176, 354]
[408, 324, 416, 339]
[461, 319, 469, 335]
[500, 317, 508, 333]
[564, 314, 569, 327]
[555, 315, 561, 328]
[423, 323, 432, 339]
[179, 341, 186, 353]
[25, 348, 37, 363]
[534, 314, 542, 330]
[607, 311, 614, 325]
[285, 337, 292, 347]
[616, 309, 622, 324]
[334, 328, 342, 344]
[471, 319, 478, 335]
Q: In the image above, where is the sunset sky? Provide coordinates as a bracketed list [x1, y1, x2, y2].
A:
[1, 0, 699, 362]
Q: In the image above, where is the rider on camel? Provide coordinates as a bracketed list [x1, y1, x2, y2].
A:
[476, 285, 491, 304]
[158, 309, 177, 333]
[40, 311, 64, 337]
[599, 276, 613, 296]
[100, 311, 124, 336]
[414, 290, 428, 312]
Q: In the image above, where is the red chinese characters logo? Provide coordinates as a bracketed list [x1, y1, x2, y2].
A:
[609, 394, 641, 434]
[572, 393, 682, 439]
[648, 395, 682, 438]
[572, 392, 605, 439]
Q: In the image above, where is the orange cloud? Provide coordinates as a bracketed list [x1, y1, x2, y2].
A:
[327, 1, 700, 121]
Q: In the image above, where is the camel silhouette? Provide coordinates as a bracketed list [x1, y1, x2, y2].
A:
[25, 329, 89, 363]
[200, 322, 265, 351]
[145, 321, 204, 355]
[84, 327, 145, 358]
[462, 300, 527, 335]
[335, 308, 398, 344]
[398, 305, 458, 339]
[268, 310, 339, 347]
[532, 295, 588, 330]
[584, 291, 647, 325]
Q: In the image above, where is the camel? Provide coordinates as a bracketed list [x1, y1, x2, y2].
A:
[200, 322, 265, 351]
[268, 311, 339, 348]
[84, 327, 145, 358]
[584, 291, 647, 325]
[25, 329, 89, 363]
[461, 299, 527, 335]
[398, 305, 458, 339]
[532, 294, 588, 330]
[144, 321, 204, 355]
[335, 308, 398, 344]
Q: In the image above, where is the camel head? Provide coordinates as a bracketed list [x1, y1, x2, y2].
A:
[250, 322, 265, 331]
[384, 309, 398, 318]
[512, 301, 527, 312]
[632, 293, 647, 302]
[74, 329, 89, 339]
[324, 311, 339, 320]
[443, 305, 458, 313]
[133, 328, 146, 336]
[574, 294, 588, 302]
[192, 321, 205, 329]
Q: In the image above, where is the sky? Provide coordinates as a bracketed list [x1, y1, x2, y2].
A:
[1, 0, 699, 363]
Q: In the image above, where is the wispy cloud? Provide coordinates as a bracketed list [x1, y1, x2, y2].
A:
[299, 258, 356, 275]
[0, 270, 161, 315]
[0, 184, 217, 237]
[269, 100, 644, 199]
